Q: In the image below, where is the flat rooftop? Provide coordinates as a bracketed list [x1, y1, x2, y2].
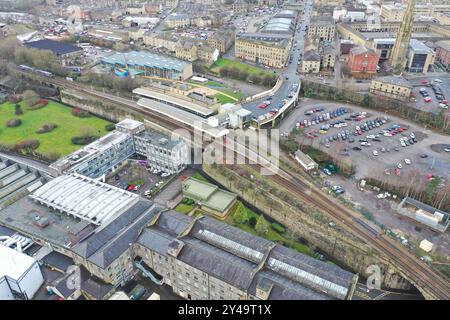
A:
[50, 131, 131, 173]
[136, 97, 229, 138]
[133, 87, 215, 117]
[0, 244, 38, 280]
[0, 196, 80, 248]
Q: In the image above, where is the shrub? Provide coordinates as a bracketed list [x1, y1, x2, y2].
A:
[7, 118, 21, 127]
[72, 107, 91, 118]
[71, 135, 98, 145]
[9, 95, 22, 104]
[36, 123, 57, 134]
[271, 223, 286, 234]
[248, 216, 257, 228]
[105, 124, 115, 131]
[28, 99, 49, 110]
[14, 103, 23, 115]
[15, 139, 40, 151]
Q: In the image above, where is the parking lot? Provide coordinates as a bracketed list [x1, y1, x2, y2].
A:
[280, 99, 450, 182]
[106, 161, 172, 200]
[409, 76, 450, 115]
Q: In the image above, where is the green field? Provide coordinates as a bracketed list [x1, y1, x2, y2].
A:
[211, 58, 276, 77]
[0, 101, 112, 157]
[174, 203, 196, 214]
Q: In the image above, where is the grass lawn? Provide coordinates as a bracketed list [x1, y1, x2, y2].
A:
[174, 203, 196, 214]
[211, 58, 276, 77]
[0, 101, 112, 157]
[192, 171, 209, 182]
[214, 94, 237, 105]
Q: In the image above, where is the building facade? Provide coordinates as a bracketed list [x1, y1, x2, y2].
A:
[406, 39, 435, 73]
[370, 76, 412, 101]
[435, 40, 450, 70]
[308, 16, 336, 41]
[347, 46, 379, 79]
[235, 33, 291, 68]
[301, 50, 321, 73]
[49, 131, 135, 179]
[207, 29, 235, 53]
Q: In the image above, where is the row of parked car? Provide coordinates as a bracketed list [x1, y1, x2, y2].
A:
[299, 108, 349, 128]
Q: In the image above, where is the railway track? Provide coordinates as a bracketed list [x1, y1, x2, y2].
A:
[267, 168, 450, 299]
[21, 71, 450, 299]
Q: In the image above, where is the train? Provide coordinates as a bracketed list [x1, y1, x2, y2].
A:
[19, 65, 54, 78]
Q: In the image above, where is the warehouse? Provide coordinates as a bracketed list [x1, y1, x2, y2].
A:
[0, 245, 44, 300]
[24, 39, 83, 65]
[134, 210, 358, 300]
[101, 51, 193, 80]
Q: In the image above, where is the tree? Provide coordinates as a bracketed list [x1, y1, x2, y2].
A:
[0, 37, 19, 61]
[232, 203, 249, 224]
[22, 90, 40, 108]
[249, 216, 257, 228]
[255, 214, 270, 236]
[362, 94, 373, 107]
[14, 103, 23, 115]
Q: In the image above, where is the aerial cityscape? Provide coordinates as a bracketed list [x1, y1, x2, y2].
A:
[0, 0, 449, 303]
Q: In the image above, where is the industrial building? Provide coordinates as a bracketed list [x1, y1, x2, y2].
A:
[0, 167, 358, 300]
[134, 210, 358, 300]
[397, 197, 450, 233]
[370, 76, 412, 101]
[49, 130, 136, 179]
[0, 155, 49, 210]
[101, 51, 193, 80]
[235, 33, 292, 68]
[0, 244, 44, 300]
[24, 39, 83, 65]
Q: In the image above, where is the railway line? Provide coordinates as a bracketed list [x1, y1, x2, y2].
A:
[18, 69, 450, 299]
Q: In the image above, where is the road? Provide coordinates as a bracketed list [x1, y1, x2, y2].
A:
[241, 0, 314, 118]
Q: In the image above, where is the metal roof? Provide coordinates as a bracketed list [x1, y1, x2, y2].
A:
[102, 51, 190, 72]
[30, 174, 139, 226]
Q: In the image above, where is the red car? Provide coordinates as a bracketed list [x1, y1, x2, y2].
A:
[421, 80, 429, 85]
[424, 97, 432, 103]
[258, 103, 268, 109]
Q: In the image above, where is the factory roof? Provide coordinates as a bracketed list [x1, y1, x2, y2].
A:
[25, 39, 82, 56]
[71, 200, 157, 260]
[30, 174, 139, 226]
[0, 244, 38, 280]
[137, 210, 356, 299]
[264, 17, 294, 33]
[102, 51, 190, 72]
[237, 33, 291, 48]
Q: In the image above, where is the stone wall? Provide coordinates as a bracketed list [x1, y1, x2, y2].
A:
[202, 163, 413, 290]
